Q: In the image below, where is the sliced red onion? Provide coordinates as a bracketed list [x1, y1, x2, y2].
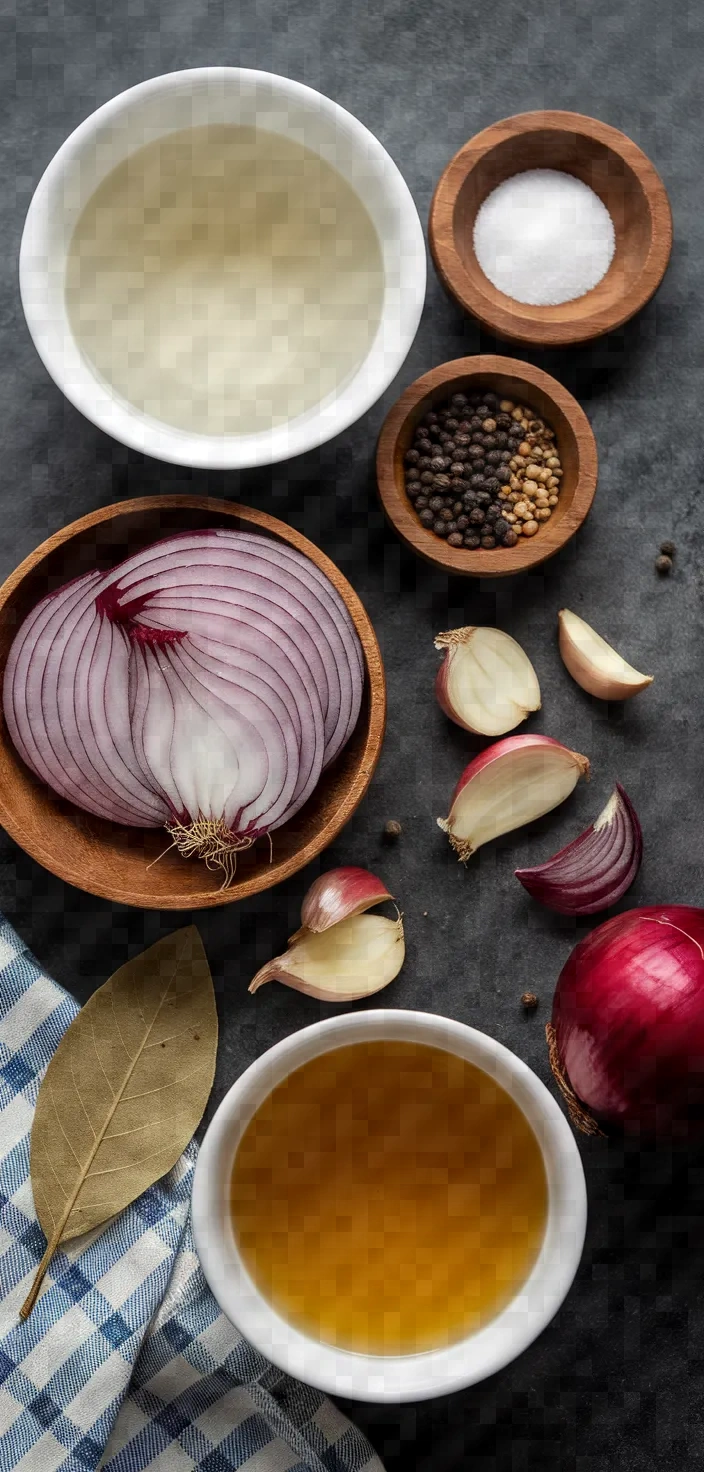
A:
[515, 784, 643, 915]
[3, 528, 366, 879]
[115, 552, 355, 760]
[141, 589, 334, 753]
[105, 531, 363, 764]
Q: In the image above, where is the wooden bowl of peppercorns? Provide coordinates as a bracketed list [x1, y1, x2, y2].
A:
[376, 355, 597, 577]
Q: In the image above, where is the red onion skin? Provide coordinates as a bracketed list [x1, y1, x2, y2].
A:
[552, 906, 704, 1138]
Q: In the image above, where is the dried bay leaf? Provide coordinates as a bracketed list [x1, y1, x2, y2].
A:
[21, 925, 217, 1319]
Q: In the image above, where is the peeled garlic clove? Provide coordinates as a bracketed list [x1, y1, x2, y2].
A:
[249, 913, 405, 1002]
[435, 626, 541, 736]
[558, 609, 653, 701]
[515, 784, 643, 915]
[438, 734, 589, 864]
[299, 865, 393, 935]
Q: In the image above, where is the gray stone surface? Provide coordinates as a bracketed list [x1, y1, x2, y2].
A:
[2, 1, 703, 1468]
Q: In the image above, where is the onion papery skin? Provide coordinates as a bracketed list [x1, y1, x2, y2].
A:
[515, 784, 642, 915]
[552, 906, 704, 1137]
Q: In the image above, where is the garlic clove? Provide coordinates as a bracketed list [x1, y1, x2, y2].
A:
[249, 912, 405, 1002]
[435, 626, 541, 737]
[297, 865, 393, 937]
[515, 783, 642, 915]
[558, 609, 653, 701]
[438, 733, 589, 863]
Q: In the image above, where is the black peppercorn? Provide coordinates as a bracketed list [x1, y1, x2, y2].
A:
[447, 532, 463, 547]
[494, 518, 509, 538]
[440, 507, 454, 522]
[469, 415, 483, 430]
[453, 501, 464, 516]
[655, 554, 673, 575]
[417, 456, 432, 471]
[449, 463, 465, 477]
[405, 448, 420, 465]
[486, 450, 502, 465]
[503, 529, 519, 547]
[470, 473, 484, 488]
[469, 507, 485, 525]
[451, 393, 468, 409]
[468, 444, 484, 460]
[484, 477, 500, 494]
[483, 435, 497, 450]
[433, 474, 452, 491]
[481, 534, 497, 548]
[433, 520, 449, 537]
[463, 493, 477, 509]
[420, 471, 434, 485]
[660, 540, 676, 557]
[415, 496, 428, 510]
[428, 496, 444, 512]
[476, 491, 491, 507]
[456, 515, 469, 530]
[419, 508, 434, 526]
[464, 533, 481, 548]
[446, 521, 458, 534]
[485, 505, 500, 522]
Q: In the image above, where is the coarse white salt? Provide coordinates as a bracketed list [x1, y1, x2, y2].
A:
[473, 168, 616, 307]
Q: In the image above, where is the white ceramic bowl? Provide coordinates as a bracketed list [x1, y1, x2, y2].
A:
[19, 68, 426, 470]
[192, 1009, 587, 1403]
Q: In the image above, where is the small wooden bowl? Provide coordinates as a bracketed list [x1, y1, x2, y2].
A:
[377, 355, 597, 577]
[429, 111, 673, 347]
[0, 496, 385, 910]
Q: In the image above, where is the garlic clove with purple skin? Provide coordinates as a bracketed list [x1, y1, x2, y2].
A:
[249, 913, 405, 1002]
[515, 784, 642, 915]
[298, 865, 394, 937]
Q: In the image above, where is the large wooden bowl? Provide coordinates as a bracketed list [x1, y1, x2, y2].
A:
[377, 355, 597, 577]
[429, 111, 673, 348]
[0, 496, 385, 910]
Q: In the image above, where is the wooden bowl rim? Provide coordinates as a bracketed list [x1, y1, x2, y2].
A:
[376, 355, 598, 578]
[429, 109, 673, 348]
[0, 494, 386, 910]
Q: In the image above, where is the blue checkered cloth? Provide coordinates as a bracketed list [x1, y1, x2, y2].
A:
[0, 918, 385, 1472]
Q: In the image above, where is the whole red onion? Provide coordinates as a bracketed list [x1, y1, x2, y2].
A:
[552, 906, 704, 1137]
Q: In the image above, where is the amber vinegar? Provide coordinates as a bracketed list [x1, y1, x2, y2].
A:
[230, 1040, 548, 1355]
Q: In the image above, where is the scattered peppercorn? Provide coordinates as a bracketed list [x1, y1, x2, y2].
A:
[403, 390, 562, 551]
[660, 540, 676, 557]
[383, 819, 402, 840]
[521, 992, 539, 1011]
[655, 554, 673, 575]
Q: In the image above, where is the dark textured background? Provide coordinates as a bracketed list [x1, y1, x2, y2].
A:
[3, 2, 703, 1468]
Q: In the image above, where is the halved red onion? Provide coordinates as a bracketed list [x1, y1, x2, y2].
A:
[4, 529, 366, 878]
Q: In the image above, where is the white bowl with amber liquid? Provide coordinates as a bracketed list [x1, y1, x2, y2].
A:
[191, 1009, 586, 1403]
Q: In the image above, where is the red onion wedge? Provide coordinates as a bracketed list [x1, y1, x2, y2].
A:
[438, 734, 590, 863]
[435, 626, 540, 737]
[515, 784, 642, 915]
[3, 529, 365, 883]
